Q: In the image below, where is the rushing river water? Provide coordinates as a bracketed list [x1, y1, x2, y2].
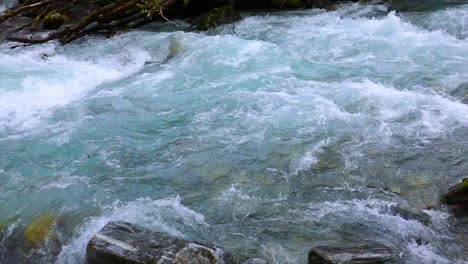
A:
[1, 2, 467, 263]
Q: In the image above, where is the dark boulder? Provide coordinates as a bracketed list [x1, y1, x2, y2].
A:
[86, 221, 234, 264]
[197, 5, 241, 31]
[0, 214, 65, 264]
[442, 178, 468, 217]
[308, 243, 397, 264]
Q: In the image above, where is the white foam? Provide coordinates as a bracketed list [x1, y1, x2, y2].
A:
[291, 139, 329, 175]
[40, 176, 89, 190]
[0, 43, 151, 131]
[216, 185, 288, 220]
[405, 4, 468, 39]
[217, 186, 458, 263]
[301, 199, 453, 262]
[57, 196, 206, 263]
[345, 80, 468, 135]
[406, 242, 453, 264]
[0, 0, 17, 13]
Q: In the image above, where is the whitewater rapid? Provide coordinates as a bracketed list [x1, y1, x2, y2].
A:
[1, 2, 467, 264]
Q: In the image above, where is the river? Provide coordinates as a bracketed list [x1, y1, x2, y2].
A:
[0, 1, 467, 263]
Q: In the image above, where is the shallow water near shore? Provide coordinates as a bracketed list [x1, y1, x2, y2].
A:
[1, 2, 467, 263]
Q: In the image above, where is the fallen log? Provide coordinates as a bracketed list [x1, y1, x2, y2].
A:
[1, 0, 359, 45]
[2, 0, 181, 44]
[0, 0, 53, 24]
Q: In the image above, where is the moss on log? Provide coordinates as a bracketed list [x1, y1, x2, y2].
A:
[42, 11, 65, 29]
[0, 0, 357, 44]
[197, 5, 240, 30]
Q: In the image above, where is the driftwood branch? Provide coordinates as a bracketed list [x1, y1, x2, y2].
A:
[1, 0, 186, 44]
[0, 0, 53, 24]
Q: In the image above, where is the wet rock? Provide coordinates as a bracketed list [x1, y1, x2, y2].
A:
[0, 215, 64, 264]
[0, 15, 33, 43]
[443, 178, 468, 204]
[308, 243, 397, 264]
[86, 221, 234, 264]
[24, 213, 56, 246]
[389, 205, 431, 225]
[384, 185, 401, 194]
[313, 148, 341, 172]
[197, 5, 241, 31]
[442, 178, 468, 217]
[0, 223, 5, 235]
[164, 35, 184, 63]
[414, 238, 429, 246]
[43, 12, 65, 30]
[449, 82, 468, 104]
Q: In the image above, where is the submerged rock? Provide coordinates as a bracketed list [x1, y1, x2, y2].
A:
[312, 147, 341, 172]
[86, 221, 234, 264]
[389, 205, 431, 225]
[0, 214, 64, 264]
[164, 35, 184, 63]
[197, 5, 241, 31]
[463, 89, 468, 104]
[308, 243, 397, 264]
[24, 213, 56, 246]
[384, 185, 402, 194]
[442, 178, 468, 216]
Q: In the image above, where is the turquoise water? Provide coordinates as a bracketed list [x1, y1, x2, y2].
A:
[1, 2, 467, 263]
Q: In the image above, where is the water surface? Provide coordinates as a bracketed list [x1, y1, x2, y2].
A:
[1, 2, 467, 263]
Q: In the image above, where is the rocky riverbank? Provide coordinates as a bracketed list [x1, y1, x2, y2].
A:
[2, 178, 465, 264]
[85, 181, 465, 263]
[86, 177, 468, 263]
[86, 221, 400, 264]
